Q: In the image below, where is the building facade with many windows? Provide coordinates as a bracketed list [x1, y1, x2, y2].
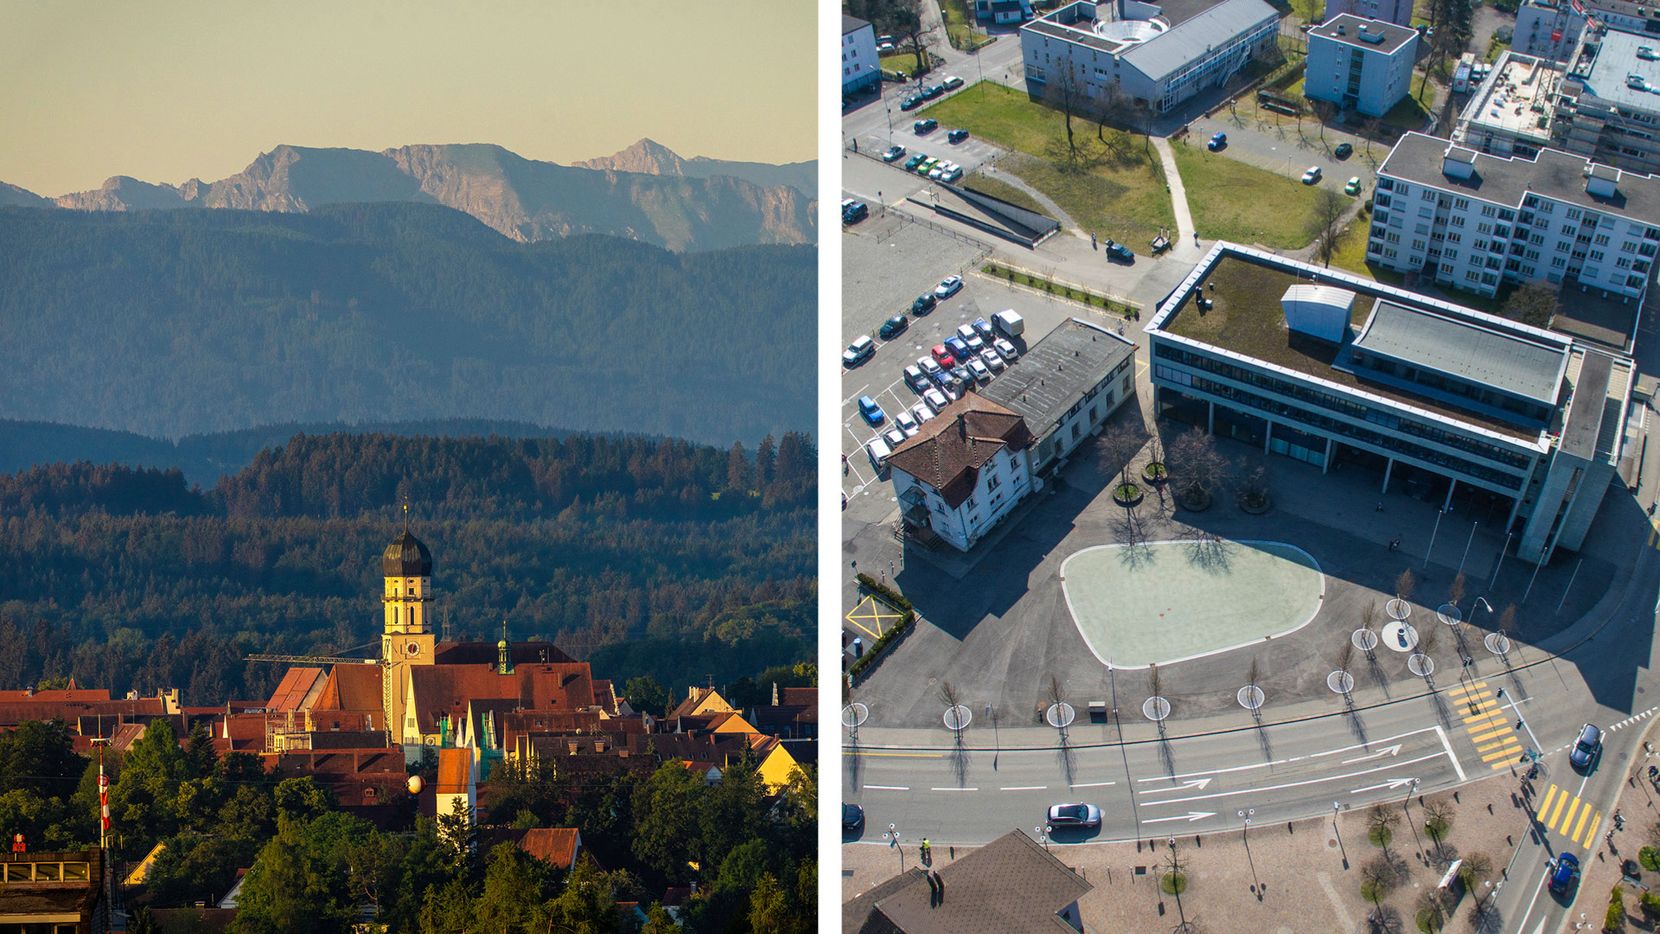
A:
[1550, 26, 1660, 176]
[1368, 131, 1660, 303]
[1145, 243, 1632, 564]
[1304, 14, 1419, 117]
[842, 15, 881, 96]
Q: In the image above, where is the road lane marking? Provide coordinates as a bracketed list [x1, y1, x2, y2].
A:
[1447, 680, 1488, 697]
[1349, 777, 1416, 794]
[1450, 686, 1518, 772]
[931, 787, 978, 792]
[1143, 811, 1215, 824]
[1138, 751, 1449, 806]
[863, 785, 910, 791]
[847, 751, 944, 758]
[1561, 797, 1581, 832]
[1139, 778, 1211, 795]
[1000, 785, 1047, 791]
[1434, 725, 1467, 782]
[1135, 726, 1444, 783]
[1070, 781, 1117, 788]
[1341, 744, 1402, 765]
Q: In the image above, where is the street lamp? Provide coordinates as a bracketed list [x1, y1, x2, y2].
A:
[885, 823, 904, 871]
[1238, 808, 1255, 841]
[1035, 825, 1051, 851]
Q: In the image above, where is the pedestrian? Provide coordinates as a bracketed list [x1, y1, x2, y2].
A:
[1375, 501, 1384, 512]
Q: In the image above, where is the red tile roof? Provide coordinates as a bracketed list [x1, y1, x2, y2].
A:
[885, 395, 1034, 508]
[313, 664, 383, 714]
[517, 828, 582, 870]
[436, 747, 471, 795]
[265, 668, 325, 712]
[0, 689, 109, 703]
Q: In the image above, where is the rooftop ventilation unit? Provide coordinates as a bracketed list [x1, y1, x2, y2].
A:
[1359, 25, 1386, 43]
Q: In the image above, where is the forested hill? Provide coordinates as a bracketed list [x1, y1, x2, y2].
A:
[0, 204, 815, 446]
[0, 431, 815, 704]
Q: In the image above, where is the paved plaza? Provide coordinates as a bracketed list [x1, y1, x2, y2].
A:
[1061, 539, 1324, 668]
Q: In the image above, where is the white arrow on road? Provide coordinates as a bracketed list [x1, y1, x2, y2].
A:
[1143, 811, 1217, 825]
[1342, 744, 1403, 765]
[1139, 778, 1212, 795]
[1349, 777, 1417, 794]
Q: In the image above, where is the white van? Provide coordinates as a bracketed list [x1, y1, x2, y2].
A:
[993, 309, 1025, 337]
[867, 437, 893, 471]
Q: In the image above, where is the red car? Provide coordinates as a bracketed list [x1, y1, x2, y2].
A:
[931, 344, 955, 368]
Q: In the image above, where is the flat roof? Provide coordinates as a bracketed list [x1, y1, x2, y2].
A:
[1122, 0, 1279, 81]
[1575, 27, 1660, 111]
[1379, 131, 1660, 220]
[1308, 13, 1419, 55]
[1353, 299, 1569, 404]
[1458, 51, 1560, 140]
[979, 317, 1136, 436]
[1152, 246, 1569, 442]
[1560, 349, 1613, 458]
[843, 14, 871, 34]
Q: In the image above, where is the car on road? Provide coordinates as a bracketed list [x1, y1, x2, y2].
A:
[945, 336, 972, 361]
[899, 94, 923, 111]
[912, 293, 937, 315]
[1335, 142, 1354, 159]
[1105, 238, 1135, 262]
[843, 334, 875, 366]
[843, 803, 865, 833]
[905, 153, 927, 171]
[1345, 176, 1363, 196]
[1208, 131, 1227, 151]
[879, 314, 909, 339]
[914, 118, 939, 134]
[924, 387, 949, 410]
[1548, 853, 1581, 897]
[882, 144, 907, 162]
[930, 344, 955, 368]
[1569, 724, 1603, 771]
[903, 365, 930, 392]
[948, 128, 969, 143]
[857, 395, 885, 425]
[943, 75, 964, 90]
[894, 408, 920, 437]
[967, 358, 992, 382]
[1047, 803, 1102, 828]
[994, 337, 1020, 361]
[911, 401, 936, 424]
[981, 348, 1006, 371]
[918, 355, 943, 377]
[1302, 165, 1323, 184]
[935, 275, 964, 298]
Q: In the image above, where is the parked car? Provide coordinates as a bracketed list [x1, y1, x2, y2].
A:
[1345, 176, 1363, 196]
[948, 128, 969, 143]
[843, 803, 866, 833]
[1047, 803, 1102, 828]
[965, 335, 985, 355]
[1208, 131, 1227, 151]
[945, 336, 972, 361]
[912, 293, 937, 315]
[918, 356, 943, 378]
[879, 314, 909, 339]
[981, 348, 1006, 371]
[972, 318, 995, 340]
[940, 165, 963, 182]
[914, 118, 939, 134]
[916, 157, 938, 175]
[943, 75, 965, 90]
[921, 84, 944, 100]
[923, 387, 949, 410]
[931, 344, 955, 368]
[843, 334, 875, 366]
[1569, 724, 1603, 771]
[903, 364, 930, 392]
[882, 144, 907, 162]
[911, 401, 936, 424]
[883, 426, 906, 447]
[1105, 238, 1135, 262]
[866, 437, 892, 470]
[994, 337, 1020, 361]
[857, 395, 885, 425]
[1548, 853, 1581, 897]
[949, 363, 973, 385]
[935, 275, 964, 298]
[956, 323, 977, 342]
[899, 94, 923, 111]
[905, 153, 927, 171]
[841, 199, 869, 224]
[894, 409, 920, 437]
[967, 358, 992, 382]
[1302, 165, 1322, 184]
[1335, 142, 1354, 159]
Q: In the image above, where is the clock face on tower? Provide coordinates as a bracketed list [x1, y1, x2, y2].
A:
[405, 641, 422, 658]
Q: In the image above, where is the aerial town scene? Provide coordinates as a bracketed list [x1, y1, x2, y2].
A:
[841, 0, 1660, 929]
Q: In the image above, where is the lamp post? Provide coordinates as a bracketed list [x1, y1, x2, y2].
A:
[885, 823, 905, 871]
[1424, 507, 1446, 569]
[1035, 825, 1051, 851]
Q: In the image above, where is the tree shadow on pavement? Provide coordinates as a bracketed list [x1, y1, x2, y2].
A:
[1366, 650, 1392, 699]
[949, 731, 972, 788]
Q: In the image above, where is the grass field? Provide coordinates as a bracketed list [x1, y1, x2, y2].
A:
[938, 0, 991, 49]
[1171, 141, 1324, 249]
[922, 82, 1175, 242]
[881, 51, 931, 77]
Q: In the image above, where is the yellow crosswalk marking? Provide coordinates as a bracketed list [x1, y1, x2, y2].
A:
[1480, 742, 1522, 763]
[1536, 785, 1560, 822]
[1549, 790, 1568, 828]
[1572, 804, 1594, 845]
[1463, 709, 1506, 727]
[1448, 681, 1488, 698]
[1581, 813, 1602, 850]
[1470, 724, 1515, 744]
[1559, 798, 1581, 833]
[1476, 735, 1518, 753]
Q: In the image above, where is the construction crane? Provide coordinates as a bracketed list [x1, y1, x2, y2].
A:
[245, 640, 382, 667]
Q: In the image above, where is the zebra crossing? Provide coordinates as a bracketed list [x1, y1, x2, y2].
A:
[1534, 783, 1603, 851]
[1447, 680, 1523, 771]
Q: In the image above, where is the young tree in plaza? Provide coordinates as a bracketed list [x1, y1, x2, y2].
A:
[1395, 569, 1417, 603]
[1170, 427, 1229, 509]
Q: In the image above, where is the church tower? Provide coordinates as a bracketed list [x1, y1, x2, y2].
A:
[382, 510, 435, 747]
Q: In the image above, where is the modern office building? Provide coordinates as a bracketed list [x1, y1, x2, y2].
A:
[1304, 14, 1420, 117]
[1146, 242, 1633, 564]
[1452, 50, 1563, 159]
[1021, 0, 1279, 114]
[1550, 26, 1660, 176]
[842, 15, 881, 96]
[1321, 0, 1415, 27]
[888, 318, 1137, 551]
[1369, 132, 1660, 303]
[1511, 0, 1660, 61]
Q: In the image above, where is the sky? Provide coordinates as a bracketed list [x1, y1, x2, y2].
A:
[0, 1, 817, 196]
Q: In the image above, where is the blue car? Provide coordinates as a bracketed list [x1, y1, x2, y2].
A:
[1208, 131, 1227, 151]
[1549, 853, 1580, 897]
[945, 336, 972, 362]
[858, 395, 886, 426]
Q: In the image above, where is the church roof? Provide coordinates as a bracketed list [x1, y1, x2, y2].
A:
[382, 529, 433, 577]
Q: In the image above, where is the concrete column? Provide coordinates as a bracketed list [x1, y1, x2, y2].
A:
[1382, 457, 1394, 494]
[1323, 437, 1335, 475]
[1264, 420, 1273, 454]
[1443, 477, 1458, 512]
[1206, 400, 1214, 434]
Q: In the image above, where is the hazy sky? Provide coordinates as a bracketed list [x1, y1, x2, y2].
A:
[0, 1, 816, 196]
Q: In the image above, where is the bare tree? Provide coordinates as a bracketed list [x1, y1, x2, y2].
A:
[1423, 799, 1454, 845]
[1498, 604, 1517, 640]
[1448, 571, 1466, 609]
[1149, 663, 1163, 702]
[1308, 187, 1347, 268]
[1414, 890, 1448, 933]
[1100, 419, 1145, 498]
[1360, 856, 1397, 906]
[1368, 803, 1400, 846]
[1395, 569, 1417, 603]
[938, 680, 960, 708]
[1310, 98, 1337, 143]
[1362, 117, 1383, 157]
[1418, 621, 1440, 657]
[1045, 65, 1086, 163]
[1338, 639, 1356, 676]
[1247, 657, 1261, 691]
[1361, 600, 1379, 633]
[1170, 427, 1230, 508]
[1366, 906, 1405, 934]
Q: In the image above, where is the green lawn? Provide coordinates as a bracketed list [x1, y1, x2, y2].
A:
[1170, 141, 1323, 249]
[1326, 218, 1404, 285]
[922, 82, 1175, 242]
[881, 51, 932, 77]
[1383, 87, 1435, 131]
[961, 173, 1046, 215]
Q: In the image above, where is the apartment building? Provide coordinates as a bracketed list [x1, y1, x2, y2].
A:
[842, 15, 881, 96]
[1321, 0, 1415, 27]
[1304, 14, 1420, 117]
[1551, 26, 1660, 176]
[1368, 132, 1660, 303]
[1452, 50, 1562, 159]
[1512, 0, 1660, 61]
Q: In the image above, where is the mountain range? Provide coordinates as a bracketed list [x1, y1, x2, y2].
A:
[6, 139, 815, 252]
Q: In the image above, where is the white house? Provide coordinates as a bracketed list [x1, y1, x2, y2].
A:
[888, 395, 1037, 552]
[1304, 15, 1419, 118]
[842, 15, 882, 96]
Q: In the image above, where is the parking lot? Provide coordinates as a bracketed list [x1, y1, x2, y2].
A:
[838, 228, 1128, 510]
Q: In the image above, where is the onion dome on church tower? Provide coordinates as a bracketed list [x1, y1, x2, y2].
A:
[383, 529, 433, 577]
